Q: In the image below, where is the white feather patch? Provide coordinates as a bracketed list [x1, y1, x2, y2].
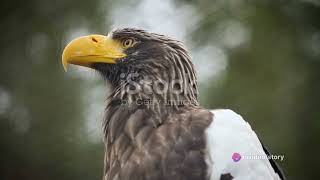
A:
[205, 109, 281, 180]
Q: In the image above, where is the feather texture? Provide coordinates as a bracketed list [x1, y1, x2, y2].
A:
[103, 106, 213, 180]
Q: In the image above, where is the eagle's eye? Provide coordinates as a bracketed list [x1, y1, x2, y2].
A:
[122, 38, 136, 48]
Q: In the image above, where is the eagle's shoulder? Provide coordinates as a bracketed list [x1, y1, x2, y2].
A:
[205, 109, 282, 180]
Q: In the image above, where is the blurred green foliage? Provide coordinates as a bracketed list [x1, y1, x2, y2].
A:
[0, 0, 319, 180]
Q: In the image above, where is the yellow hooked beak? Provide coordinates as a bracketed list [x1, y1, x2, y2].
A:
[62, 34, 126, 71]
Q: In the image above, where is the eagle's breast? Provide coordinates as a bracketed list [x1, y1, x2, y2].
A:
[103, 106, 213, 180]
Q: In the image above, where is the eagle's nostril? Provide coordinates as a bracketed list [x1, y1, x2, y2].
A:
[92, 37, 98, 43]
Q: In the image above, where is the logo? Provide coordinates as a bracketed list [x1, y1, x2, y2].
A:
[232, 152, 241, 162]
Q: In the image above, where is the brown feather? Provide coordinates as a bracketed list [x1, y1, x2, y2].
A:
[100, 28, 212, 180]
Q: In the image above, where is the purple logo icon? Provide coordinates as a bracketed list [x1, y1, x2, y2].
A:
[232, 152, 241, 162]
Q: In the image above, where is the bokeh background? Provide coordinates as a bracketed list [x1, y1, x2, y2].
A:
[1, 0, 319, 179]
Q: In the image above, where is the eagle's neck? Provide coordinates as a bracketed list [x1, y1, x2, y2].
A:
[106, 49, 199, 110]
[103, 65, 201, 154]
[105, 89, 199, 128]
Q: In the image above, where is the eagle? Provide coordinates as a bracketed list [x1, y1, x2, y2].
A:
[62, 28, 285, 180]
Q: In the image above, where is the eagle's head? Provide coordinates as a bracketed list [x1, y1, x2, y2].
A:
[62, 28, 198, 108]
